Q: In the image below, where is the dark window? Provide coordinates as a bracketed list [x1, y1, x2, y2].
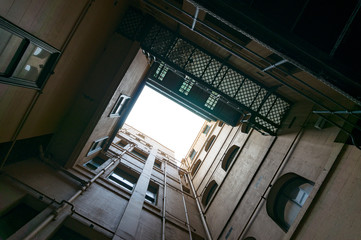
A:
[202, 125, 211, 134]
[117, 138, 128, 147]
[0, 17, 60, 89]
[266, 173, 314, 232]
[145, 184, 158, 205]
[205, 135, 216, 152]
[0, 202, 41, 239]
[131, 148, 149, 160]
[84, 156, 106, 170]
[221, 145, 240, 171]
[109, 94, 130, 118]
[182, 185, 190, 194]
[191, 159, 201, 176]
[189, 149, 197, 160]
[201, 180, 218, 207]
[109, 166, 139, 191]
[87, 137, 108, 156]
[154, 159, 162, 169]
[50, 226, 89, 240]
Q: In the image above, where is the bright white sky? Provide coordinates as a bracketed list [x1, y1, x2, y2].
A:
[125, 86, 205, 160]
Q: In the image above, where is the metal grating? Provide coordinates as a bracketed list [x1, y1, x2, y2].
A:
[116, 9, 145, 40]
[117, 9, 291, 135]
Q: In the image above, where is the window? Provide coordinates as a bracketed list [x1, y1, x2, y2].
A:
[131, 148, 149, 160]
[84, 156, 106, 170]
[0, 18, 60, 89]
[179, 76, 195, 95]
[154, 159, 162, 169]
[154, 62, 169, 81]
[189, 149, 197, 160]
[182, 185, 190, 194]
[204, 91, 219, 110]
[204, 135, 216, 152]
[145, 183, 158, 205]
[50, 226, 89, 240]
[109, 166, 139, 191]
[117, 138, 128, 148]
[109, 94, 130, 117]
[202, 124, 211, 134]
[87, 137, 108, 156]
[191, 159, 201, 176]
[0, 196, 46, 239]
[221, 145, 240, 171]
[201, 180, 218, 207]
[266, 173, 314, 232]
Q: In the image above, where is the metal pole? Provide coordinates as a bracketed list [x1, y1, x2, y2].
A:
[162, 161, 167, 240]
[23, 154, 122, 239]
[178, 173, 193, 240]
[186, 173, 212, 240]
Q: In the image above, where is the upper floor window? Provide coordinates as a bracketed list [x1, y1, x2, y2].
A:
[266, 173, 314, 232]
[109, 166, 139, 191]
[179, 76, 195, 95]
[0, 18, 60, 89]
[117, 138, 128, 148]
[201, 180, 218, 207]
[221, 145, 240, 171]
[204, 91, 219, 110]
[202, 124, 211, 134]
[109, 94, 130, 117]
[189, 149, 197, 160]
[204, 135, 216, 152]
[87, 137, 108, 156]
[131, 148, 149, 160]
[145, 183, 158, 205]
[154, 159, 162, 169]
[191, 159, 201, 176]
[84, 156, 106, 170]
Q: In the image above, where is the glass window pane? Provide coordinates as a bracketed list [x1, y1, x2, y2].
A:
[0, 29, 23, 74]
[284, 200, 301, 227]
[12, 43, 51, 81]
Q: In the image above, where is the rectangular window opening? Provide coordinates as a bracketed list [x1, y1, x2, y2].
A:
[109, 165, 139, 191]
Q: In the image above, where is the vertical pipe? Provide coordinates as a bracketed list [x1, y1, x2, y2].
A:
[162, 160, 167, 240]
[178, 173, 192, 240]
[186, 173, 212, 240]
[23, 153, 123, 239]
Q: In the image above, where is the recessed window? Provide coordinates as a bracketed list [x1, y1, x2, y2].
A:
[154, 159, 162, 169]
[84, 156, 106, 170]
[109, 166, 139, 191]
[204, 91, 219, 110]
[202, 180, 218, 207]
[117, 138, 128, 148]
[50, 225, 89, 240]
[221, 145, 240, 171]
[266, 173, 314, 232]
[189, 149, 197, 160]
[110, 94, 130, 117]
[0, 18, 60, 89]
[202, 124, 211, 134]
[204, 135, 216, 152]
[191, 159, 201, 176]
[182, 185, 191, 194]
[131, 148, 149, 160]
[87, 137, 108, 156]
[145, 183, 158, 205]
[179, 76, 195, 95]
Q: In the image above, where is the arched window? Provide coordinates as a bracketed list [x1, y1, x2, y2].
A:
[266, 173, 314, 232]
[221, 145, 240, 171]
[201, 180, 218, 207]
[204, 135, 216, 152]
[191, 159, 201, 176]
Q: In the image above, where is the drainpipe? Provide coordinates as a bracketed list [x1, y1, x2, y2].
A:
[162, 160, 167, 240]
[24, 152, 123, 240]
[186, 173, 212, 240]
[178, 172, 192, 240]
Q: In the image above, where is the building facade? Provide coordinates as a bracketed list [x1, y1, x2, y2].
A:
[0, 0, 360, 239]
[0, 124, 207, 239]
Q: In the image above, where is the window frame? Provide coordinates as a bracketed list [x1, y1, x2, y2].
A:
[221, 145, 240, 171]
[109, 94, 130, 118]
[108, 166, 139, 192]
[0, 17, 60, 89]
[266, 173, 314, 232]
[201, 180, 218, 207]
[204, 135, 216, 152]
[87, 137, 108, 156]
[191, 159, 202, 176]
